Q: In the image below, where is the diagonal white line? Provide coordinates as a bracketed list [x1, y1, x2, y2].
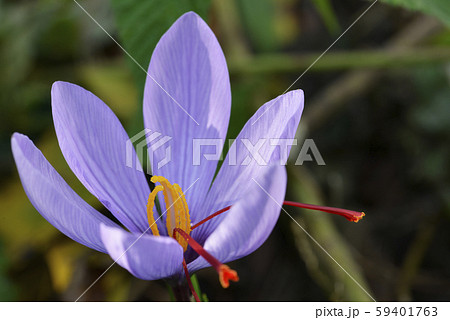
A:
[251, 0, 379, 126]
[252, 177, 377, 302]
[72, 0, 200, 126]
[74, 178, 200, 302]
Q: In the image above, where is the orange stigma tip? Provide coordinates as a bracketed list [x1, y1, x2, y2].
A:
[353, 212, 365, 223]
[219, 265, 239, 288]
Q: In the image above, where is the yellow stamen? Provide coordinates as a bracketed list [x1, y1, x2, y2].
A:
[173, 183, 191, 250]
[147, 176, 191, 251]
[146, 185, 163, 236]
[152, 177, 175, 234]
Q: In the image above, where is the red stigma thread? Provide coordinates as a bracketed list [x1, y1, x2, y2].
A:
[191, 206, 231, 230]
[191, 202, 364, 230]
[182, 259, 200, 302]
[174, 228, 239, 289]
[282, 201, 365, 222]
[181, 199, 363, 301]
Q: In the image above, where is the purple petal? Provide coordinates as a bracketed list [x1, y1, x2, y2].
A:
[100, 224, 183, 280]
[52, 81, 154, 233]
[193, 90, 303, 241]
[11, 133, 119, 253]
[143, 12, 231, 220]
[188, 165, 287, 272]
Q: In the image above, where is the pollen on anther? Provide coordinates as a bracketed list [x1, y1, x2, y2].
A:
[150, 176, 191, 251]
[147, 185, 164, 236]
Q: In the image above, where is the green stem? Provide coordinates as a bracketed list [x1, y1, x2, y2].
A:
[229, 47, 450, 74]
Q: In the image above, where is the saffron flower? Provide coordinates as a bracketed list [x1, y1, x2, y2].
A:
[11, 12, 363, 300]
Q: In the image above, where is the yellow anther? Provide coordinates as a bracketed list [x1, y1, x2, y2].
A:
[151, 176, 177, 236]
[146, 185, 164, 236]
[173, 183, 191, 250]
[149, 176, 191, 251]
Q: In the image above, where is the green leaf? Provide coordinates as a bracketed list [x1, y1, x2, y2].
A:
[380, 0, 450, 28]
[311, 0, 341, 34]
[110, 0, 212, 91]
[237, 0, 279, 52]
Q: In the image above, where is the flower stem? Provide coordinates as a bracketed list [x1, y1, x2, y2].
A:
[228, 48, 450, 74]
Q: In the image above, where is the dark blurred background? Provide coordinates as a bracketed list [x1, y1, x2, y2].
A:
[0, 0, 449, 301]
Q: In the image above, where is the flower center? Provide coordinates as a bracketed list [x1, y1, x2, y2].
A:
[146, 176, 191, 251]
[146, 176, 239, 300]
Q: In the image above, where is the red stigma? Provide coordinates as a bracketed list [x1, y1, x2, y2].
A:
[191, 206, 231, 230]
[282, 201, 365, 222]
[174, 228, 239, 295]
[219, 265, 239, 288]
[179, 199, 364, 301]
[191, 201, 365, 231]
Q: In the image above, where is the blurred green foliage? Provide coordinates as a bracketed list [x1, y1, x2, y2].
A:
[110, 0, 212, 133]
[110, 0, 211, 87]
[0, 0, 449, 301]
[380, 0, 450, 28]
[310, 0, 341, 34]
